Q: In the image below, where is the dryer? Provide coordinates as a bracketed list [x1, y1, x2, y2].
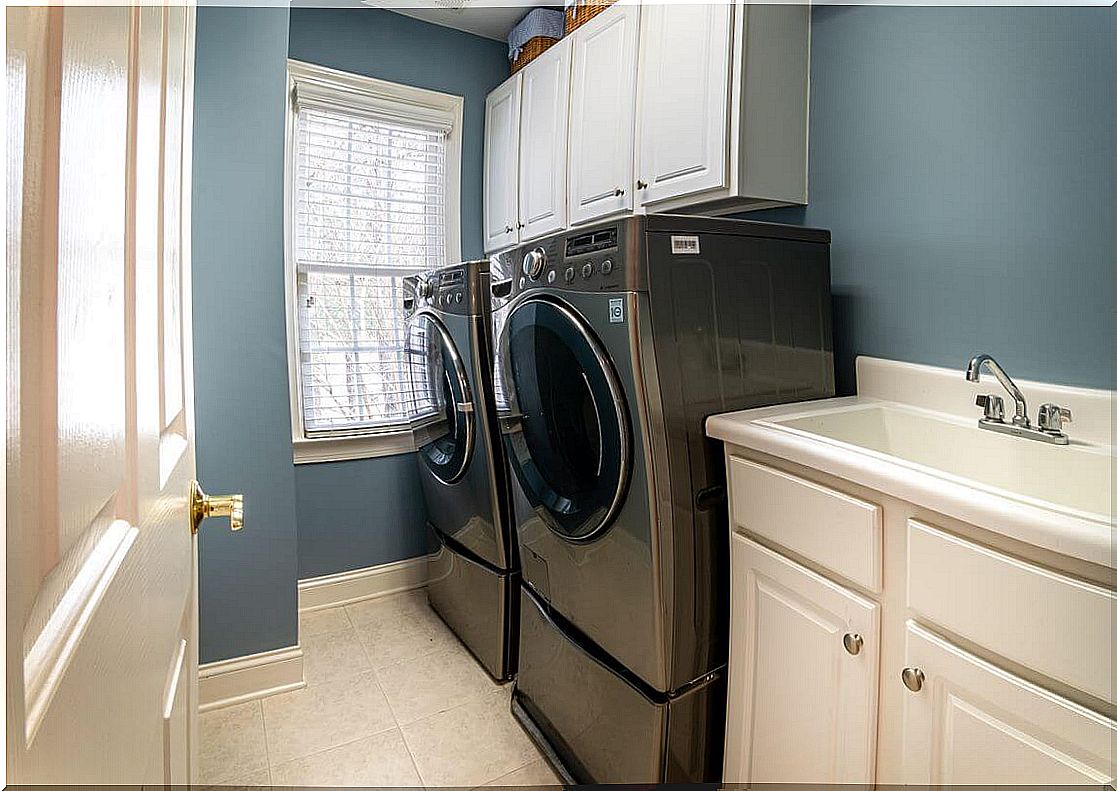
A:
[404, 260, 517, 681]
[490, 215, 835, 782]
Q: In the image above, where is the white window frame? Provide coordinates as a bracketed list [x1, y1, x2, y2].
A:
[284, 59, 463, 464]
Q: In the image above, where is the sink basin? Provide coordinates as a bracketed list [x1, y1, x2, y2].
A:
[764, 404, 1112, 523]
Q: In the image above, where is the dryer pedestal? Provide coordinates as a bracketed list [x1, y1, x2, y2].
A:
[427, 528, 518, 680]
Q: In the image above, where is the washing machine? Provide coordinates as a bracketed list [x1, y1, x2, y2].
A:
[404, 260, 517, 681]
[490, 215, 835, 782]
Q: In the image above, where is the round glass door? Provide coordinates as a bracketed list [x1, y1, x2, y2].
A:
[499, 296, 631, 541]
[409, 312, 474, 484]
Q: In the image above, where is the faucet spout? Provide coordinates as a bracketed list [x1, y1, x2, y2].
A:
[966, 354, 1029, 427]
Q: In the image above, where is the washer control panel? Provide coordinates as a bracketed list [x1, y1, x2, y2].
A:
[404, 261, 488, 317]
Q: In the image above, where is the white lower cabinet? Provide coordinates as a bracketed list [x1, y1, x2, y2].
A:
[900, 622, 1117, 785]
[724, 533, 880, 784]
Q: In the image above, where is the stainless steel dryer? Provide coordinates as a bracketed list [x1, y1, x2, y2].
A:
[404, 260, 517, 681]
[490, 215, 835, 782]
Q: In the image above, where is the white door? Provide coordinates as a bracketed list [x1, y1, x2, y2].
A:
[634, 3, 732, 207]
[483, 75, 521, 252]
[901, 622, 1116, 785]
[567, 5, 639, 226]
[6, 6, 236, 784]
[517, 38, 571, 242]
[724, 534, 880, 785]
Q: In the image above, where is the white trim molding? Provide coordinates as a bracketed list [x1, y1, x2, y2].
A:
[293, 431, 416, 465]
[198, 644, 305, 713]
[298, 556, 429, 612]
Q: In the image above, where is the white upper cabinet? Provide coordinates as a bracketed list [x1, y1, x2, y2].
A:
[725, 533, 880, 785]
[566, 4, 639, 226]
[635, 3, 732, 207]
[517, 37, 571, 242]
[483, 75, 521, 252]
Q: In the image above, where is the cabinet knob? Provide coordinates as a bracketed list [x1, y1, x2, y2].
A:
[614, 187, 625, 196]
[901, 667, 925, 693]
[517, 222, 525, 230]
[842, 632, 863, 656]
[505, 225, 514, 234]
[637, 180, 648, 190]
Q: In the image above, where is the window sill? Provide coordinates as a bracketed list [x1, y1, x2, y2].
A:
[292, 432, 417, 464]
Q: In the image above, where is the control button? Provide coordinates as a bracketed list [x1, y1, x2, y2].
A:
[581, 262, 594, 279]
[564, 267, 575, 283]
[454, 292, 463, 304]
[546, 270, 556, 284]
[600, 258, 614, 275]
[519, 276, 525, 289]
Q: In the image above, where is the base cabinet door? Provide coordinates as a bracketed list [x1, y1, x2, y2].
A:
[483, 75, 521, 253]
[566, 4, 638, 225]
[517, 37, 571, 242]
[634, 2, 731, 207]
[724, 533, 880, 784]
[901, 622, 1116, 785]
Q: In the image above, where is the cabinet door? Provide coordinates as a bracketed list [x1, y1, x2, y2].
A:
[517, 38, 571, 242]
[567, 5, 638, 225]
[901, 622, 1116, 785]
[483, 75, 520, 252]
[724, 533, 880, 785]
[634, 3, 731, 206]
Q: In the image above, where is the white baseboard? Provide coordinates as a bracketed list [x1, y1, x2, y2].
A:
[298, 555, 428, 612]
[198, 644, 305, 713]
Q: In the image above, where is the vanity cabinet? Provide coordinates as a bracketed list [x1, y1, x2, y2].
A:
[900, 622, 1116, 785]
[722, 453, 1117, 786]
[483, 0, 811, 252]
[566, 4, 639, 226]
[725, 533, 879, 785]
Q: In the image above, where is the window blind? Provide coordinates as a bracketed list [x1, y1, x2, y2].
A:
[294, 103, 447, 436]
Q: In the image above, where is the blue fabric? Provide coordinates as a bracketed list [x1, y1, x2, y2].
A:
[508, 8, 565, 61]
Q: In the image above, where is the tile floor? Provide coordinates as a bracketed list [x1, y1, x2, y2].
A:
[199, 590, 561, 787]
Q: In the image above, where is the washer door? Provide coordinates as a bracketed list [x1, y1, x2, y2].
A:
[500, 296, 631, 541]
[410, 312, 474, 485]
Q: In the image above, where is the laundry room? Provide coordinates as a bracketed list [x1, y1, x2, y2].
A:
[4, 0, 1113, 786]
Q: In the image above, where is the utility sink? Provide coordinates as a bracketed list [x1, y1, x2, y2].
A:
[763, 403, 1112, 523]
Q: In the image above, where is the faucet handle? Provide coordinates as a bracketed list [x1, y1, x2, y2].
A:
[976, 394, 1005, 422]
[1037, 403, 1072, 434]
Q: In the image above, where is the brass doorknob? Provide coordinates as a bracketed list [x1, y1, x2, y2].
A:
[190, 480, 244, 534]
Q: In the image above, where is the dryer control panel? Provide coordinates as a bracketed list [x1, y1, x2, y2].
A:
[404, 260, 491, 318]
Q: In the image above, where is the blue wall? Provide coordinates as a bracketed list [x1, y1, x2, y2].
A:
[192, 5, 297, 663]
[749, 6, 1115, 394]
[287, 7, 507, 580]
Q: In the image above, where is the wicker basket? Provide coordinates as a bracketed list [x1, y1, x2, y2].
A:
[511, 35, 559, 74]
[565, 0, 617, 35]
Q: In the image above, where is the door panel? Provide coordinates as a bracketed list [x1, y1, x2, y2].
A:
[483, 76, 520, 252]
[517, 38, 570, 241]
[635, 4, 731, 206]
[567, 5, 638, 225]
[901, 622, 1116, 785]
[724, 534, 879, 785]
[6, 6, 199, 783]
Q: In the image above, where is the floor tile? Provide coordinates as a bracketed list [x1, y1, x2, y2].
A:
[262, 670, 396, 765]
[270, 728, 423, 787]
[401, 689, 542, 787]
[197, 766, 272, 789]
[301, 623, 372, 685]
[197, 700, 268, 784]
[485, 757, 563, 786]
[376, 645, 500, 725]
[347, 591, 459, 669]
[299, 606, 352, 639]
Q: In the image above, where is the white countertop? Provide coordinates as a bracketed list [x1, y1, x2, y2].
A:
[706, 357, 1115, 569]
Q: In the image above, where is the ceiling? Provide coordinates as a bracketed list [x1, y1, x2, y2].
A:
[358, 1, 540, 41]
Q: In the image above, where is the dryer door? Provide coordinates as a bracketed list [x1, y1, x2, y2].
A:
[500, 296, 632, 541]
[410, 311, 475, 484]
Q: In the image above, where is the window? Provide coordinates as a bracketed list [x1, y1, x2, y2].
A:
[285, 61, 462, 463]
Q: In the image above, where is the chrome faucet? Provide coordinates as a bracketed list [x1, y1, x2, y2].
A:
[966, 354, 1030, 427]
[965, 353, 1071, 445]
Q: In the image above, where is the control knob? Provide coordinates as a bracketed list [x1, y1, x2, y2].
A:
[522, 247, 547, 280]
[416, 279, 433, 299]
